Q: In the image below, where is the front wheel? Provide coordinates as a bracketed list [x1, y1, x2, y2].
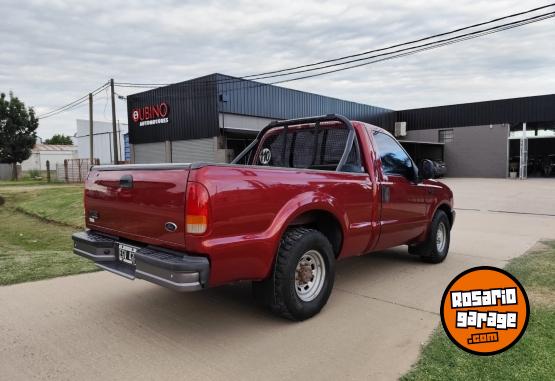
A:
[408, 210, 451, 263]
[252, 227, 335, 321]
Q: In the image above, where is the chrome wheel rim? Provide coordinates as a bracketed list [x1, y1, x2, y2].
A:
[436, 222, 447, 252]
[295, 250, 326, 302]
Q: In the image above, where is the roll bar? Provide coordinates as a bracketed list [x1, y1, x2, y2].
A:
[231, 114, 356, 171]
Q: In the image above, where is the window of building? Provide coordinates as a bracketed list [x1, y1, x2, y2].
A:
[439, 129, 454, 143]
[373, 131, 414, 179]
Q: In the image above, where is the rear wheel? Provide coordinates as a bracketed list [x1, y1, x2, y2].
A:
[408, 210, 451, 263]
[252, 227, 335, 321]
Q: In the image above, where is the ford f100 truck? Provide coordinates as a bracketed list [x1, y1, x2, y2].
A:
[73, 114, 454, 320]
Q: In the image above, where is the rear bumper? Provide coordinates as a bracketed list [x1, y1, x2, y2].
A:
[72, 230, 209, 292]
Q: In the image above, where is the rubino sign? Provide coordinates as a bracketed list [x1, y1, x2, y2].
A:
[131, 102, 169, 126]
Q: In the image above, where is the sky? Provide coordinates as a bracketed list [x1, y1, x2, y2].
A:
[1, 0, 554, 140]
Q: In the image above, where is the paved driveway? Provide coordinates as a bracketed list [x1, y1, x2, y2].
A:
[1, 179, 554, 380]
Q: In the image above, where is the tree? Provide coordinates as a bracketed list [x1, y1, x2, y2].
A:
[0, 92, 38, 180]
[45, 134, 73, 145]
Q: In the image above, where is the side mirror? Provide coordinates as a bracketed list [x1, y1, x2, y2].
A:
[421, 159, 435, 180]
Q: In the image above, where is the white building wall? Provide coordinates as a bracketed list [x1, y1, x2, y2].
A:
[76, 119, 128, 164]
[20, 152, 41, 171]
[20, 149, 77, 171]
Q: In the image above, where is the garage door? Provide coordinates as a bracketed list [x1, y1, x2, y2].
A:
[172, 138, 215, 163]
[134, 142, 166, 164]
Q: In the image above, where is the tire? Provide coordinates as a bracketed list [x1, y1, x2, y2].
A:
[408, 210, 451, 264]
[252, 227, 335, 321]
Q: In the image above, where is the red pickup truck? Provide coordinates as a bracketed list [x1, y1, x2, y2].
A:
[73, 114, 454, 320]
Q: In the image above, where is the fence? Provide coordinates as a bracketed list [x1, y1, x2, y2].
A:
[0, 163, 21, 180]
[56, 159, 100, 183]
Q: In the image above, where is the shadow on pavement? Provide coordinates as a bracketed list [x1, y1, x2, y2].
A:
[94, 246, 425, 335]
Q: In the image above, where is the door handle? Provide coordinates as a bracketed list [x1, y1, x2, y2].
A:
[119, 175, 133, 189]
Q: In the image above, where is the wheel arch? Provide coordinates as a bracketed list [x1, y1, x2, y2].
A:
[435, 202, 454, 228]
[287, 209, 344, 258]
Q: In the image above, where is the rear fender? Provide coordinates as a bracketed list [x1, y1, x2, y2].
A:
[263, 191, 347, 272]
[201, 191, 348, 286]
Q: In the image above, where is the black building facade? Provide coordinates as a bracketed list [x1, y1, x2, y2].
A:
[127, 73, 555, 178]
[395, 94, 555, 130]
[127, 73, 394, 145]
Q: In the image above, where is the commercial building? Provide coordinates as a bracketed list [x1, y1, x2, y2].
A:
[126, 73, 555, 178]
[398, 94, 555, 178]
[127, 74, 392, 164]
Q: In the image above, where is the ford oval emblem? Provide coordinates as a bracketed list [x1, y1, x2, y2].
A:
[165, 222, 178, 232]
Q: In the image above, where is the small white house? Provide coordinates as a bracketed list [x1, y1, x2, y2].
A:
[20, 144, 78, 171]
[75, 119, 128, 164]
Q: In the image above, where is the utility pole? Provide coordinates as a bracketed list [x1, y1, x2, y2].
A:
[117, 120, 122, 162]
[110, 78, 119, 164]
[519, 122, 528, 180]
[88, 93, 93, 164]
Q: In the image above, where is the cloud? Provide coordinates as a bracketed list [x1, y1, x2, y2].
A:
[0, 0, 554, 140]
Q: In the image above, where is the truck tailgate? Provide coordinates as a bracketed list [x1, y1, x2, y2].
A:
[84, 165, 190, 247]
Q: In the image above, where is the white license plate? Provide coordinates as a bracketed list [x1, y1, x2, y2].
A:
[118, 244, 138, 265]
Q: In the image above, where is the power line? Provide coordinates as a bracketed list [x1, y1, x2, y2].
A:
[37, 83, 108, 119]
[37, 4, 555, 117]
[115, 4, 555, 89]
[37, 81, 109, 119]
[36, 94, 112, 120]
[37, 97, 90, 119]
[242, 3, 555, 79]
[246, 11, 555, 82]
[114, 8, 555, 102]
[269, 11, 555, 84]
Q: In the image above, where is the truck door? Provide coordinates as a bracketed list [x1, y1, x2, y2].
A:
[371, 131, 429, 250]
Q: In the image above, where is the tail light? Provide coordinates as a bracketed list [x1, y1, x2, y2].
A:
[186, 182, 210, 234]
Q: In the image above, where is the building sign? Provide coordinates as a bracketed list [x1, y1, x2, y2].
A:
[131, 102, 169, 126]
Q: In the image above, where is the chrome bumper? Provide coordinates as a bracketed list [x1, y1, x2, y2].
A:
[72, 230, 209, 292]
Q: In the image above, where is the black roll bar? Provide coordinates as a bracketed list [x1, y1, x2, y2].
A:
[231, 114, 356, 171]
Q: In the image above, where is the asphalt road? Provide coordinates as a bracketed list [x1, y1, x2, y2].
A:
[1, 179, 554, 380]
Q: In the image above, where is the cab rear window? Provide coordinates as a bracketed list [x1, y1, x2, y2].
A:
[254, 123, 362, 172]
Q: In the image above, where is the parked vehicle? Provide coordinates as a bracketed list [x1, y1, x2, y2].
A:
[73, 114, 455, 320]
[528, 155, 542, 176]
[542, 154, 555, 176]
[432, 160, 447, 178]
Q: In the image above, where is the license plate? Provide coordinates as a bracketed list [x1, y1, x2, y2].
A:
[118, 243, 138, 265]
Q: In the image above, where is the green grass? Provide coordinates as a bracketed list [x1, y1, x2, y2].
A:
[11, 187, 85, 228]
[0, 205, 97, 286]
[402, 241, 555, 381]
[0, 178, 63, 187]
[506, 241, 555, 298]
